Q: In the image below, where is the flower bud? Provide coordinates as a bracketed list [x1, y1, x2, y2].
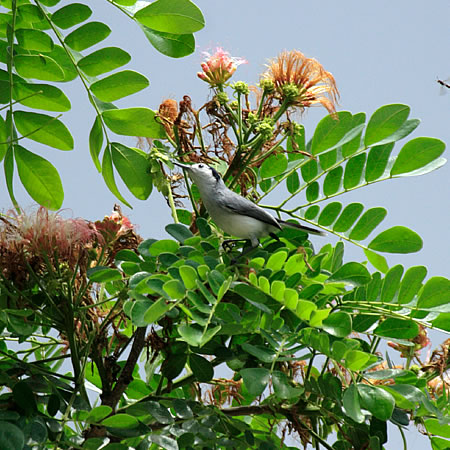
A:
[215, 92, 229, 105]
[232, 81, 250, 95]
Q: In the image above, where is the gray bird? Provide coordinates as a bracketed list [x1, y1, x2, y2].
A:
[174, 162, 325, 259]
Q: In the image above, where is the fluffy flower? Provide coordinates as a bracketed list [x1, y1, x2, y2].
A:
[262, 50, 339, 114]
[197, 47, 247, 86]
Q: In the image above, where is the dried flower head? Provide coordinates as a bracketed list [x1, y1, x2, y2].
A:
[197, 47, 247, 86]
[158, 98, 178, 139]
[262, 50, 339, 114]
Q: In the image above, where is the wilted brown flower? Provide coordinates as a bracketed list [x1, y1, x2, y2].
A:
[262, 50, 339, 114]
[158, 99, 178, 139]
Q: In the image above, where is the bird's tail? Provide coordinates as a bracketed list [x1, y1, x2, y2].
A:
[277, 219, 326, 236]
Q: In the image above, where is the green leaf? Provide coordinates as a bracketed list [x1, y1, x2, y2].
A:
[241, 343, 275, 363]
[398, 266, 427, 304]
[381, 264, 404, 303]
[343, 154, 365, 189]
[295, 300, 317, 321]
[140, 401, 174, 424]
[144, 298, 170, 324]
[318, 202, 342, 226]
[65, 22, 111, 51]
[17, 4, 45, 23]
[365, 143, 394, 182]
[240, 368, 270, 397]
[87, 267, 122, 282]
[260, 153, 288, 179]
[342, 112, 366, 157]
[102, 107, 165, 137]
[272, 370, 303, 399]
[14, 110, 73, 150]
[178, 324, 202, 346]
[189, 353, 213, 382]
[90, 70, 149, 102]
[364, 104, 410, 146]
[344, 350, 371, 371]
[51, 3, 92, 29]
[140, 25, 195, 58]
[364, 249, 389, 273]
[322, 312, 352, 337]
[87, 405, 113, 423]
[179, 265, 197, 290]
[286, 170, 300, 194]
[134, 0, 205, 34]
[368, 226, 423, 254]
[164, 279, 186, 299]
[165, 223, 193, 243]
[13, 380, 37, 414]
[374, 318, 419, 339]
[311, 111, 352, 155]
[333, 203, 364, 232]
[150, 239, 179, 256]
[41, 45, 78, 82]
[101, 146, 131, 208]
[391, 137, 446, 176]
[89, 116, 103, 172]
[233, 283, 272, 313]
[328, 262, 371, 286]
[14, 54, 64, 81]
[172, 399, 193, 419]
[16, 28, 53, 51]
[78, 47, 131, 76]
[323, 166, 343, 195]
[0, 421, 24, 450]
[306, 182, 319, 202]
[358, 384, 395, 421]
[110, 143, 152, 200]
[13, 82, 71, 112]
[425, 419, 450, 439]
[39, 0, 61, 6]
[102, 414, 138, 429]
[343, 384, 364, 423]
[349, 207, 386, 241]
[14, 145, 64, 209]
[417, 277, 450, 311]
[266, 251, 288, 271]
[371, 118, 420, 146]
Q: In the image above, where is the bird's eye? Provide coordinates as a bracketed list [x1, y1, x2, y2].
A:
[198, 164, 204, 169]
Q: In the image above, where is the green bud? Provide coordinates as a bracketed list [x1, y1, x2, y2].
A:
[215, 91, 229, 105]
[259, 78, 275, 93]
[232, 81, 250, 95]
[247, 112, 258, 125]
[256, 119, 274, 140]
[292, 123, 304, 135]
[282, 83, 300, 100]
[229, 100, 239, 110]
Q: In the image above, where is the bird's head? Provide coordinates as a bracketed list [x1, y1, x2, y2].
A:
[173, 162, 222, 189]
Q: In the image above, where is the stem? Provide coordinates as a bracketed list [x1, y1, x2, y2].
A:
[167, 179, 179, 223]
[398, 425, 407, 450]
[305, 350, 316, 380]
[0, 89, 44, 112]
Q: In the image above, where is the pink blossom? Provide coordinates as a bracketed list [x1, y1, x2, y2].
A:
[197, 47, 247, 86]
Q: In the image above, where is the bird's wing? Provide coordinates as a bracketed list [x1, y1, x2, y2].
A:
[216, 190, 282, 230]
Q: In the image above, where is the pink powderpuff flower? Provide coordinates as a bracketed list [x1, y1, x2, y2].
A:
[197, 47, 247, 86]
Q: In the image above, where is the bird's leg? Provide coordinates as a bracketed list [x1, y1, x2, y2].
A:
[231, 238, 260, 264]
[222, 238, 246, 252]
[269, 232, 280, 242]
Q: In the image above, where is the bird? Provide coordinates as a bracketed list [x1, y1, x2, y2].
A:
[173, 162, 325, 260]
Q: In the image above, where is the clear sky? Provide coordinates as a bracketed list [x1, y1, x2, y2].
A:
[1, 1, 449, 448]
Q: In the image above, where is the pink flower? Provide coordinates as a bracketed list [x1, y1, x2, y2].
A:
[197, 47, 247, 86]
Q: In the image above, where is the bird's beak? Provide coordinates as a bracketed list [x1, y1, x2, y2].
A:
[173, 161, 192, 171]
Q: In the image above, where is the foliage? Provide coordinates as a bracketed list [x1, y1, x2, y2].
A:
[0, 3, 449, 450]
[0, 0, 205, 209]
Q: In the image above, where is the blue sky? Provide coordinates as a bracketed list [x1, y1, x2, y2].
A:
[1, 1, 449, 447]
